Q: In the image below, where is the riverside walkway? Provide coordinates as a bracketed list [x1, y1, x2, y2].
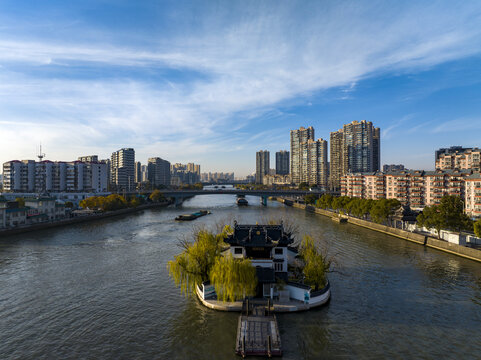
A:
[235, 299, 282, 358]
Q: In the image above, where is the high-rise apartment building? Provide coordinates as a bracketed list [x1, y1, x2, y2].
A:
[147, 157, 171, 187]
[373, 127, 381, 172]
[275, 151, 289, 175]
[329, 120, 380, 190]
[135, 161, 142, 184]
[110, 148, 135, 191]
[329, 130, 344, 190]
[301, 139, 328, 187]
[435, 147, 480, 171]
[290, 127, 314, 184]
[256, 150, 270, 184]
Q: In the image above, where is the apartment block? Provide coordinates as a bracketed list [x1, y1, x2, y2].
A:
[341, 169, 473, 211]
[111, 148, 135, 191]
[290, 127, 314, 184]
[330, 120, 380, 191]
[256, 150, 270, 184]
[2, 159, 108, 193]
[275, 151, 290, 175]
[435, 147, 480, 171]
[171, 162, 200, 185]
[147, 157, 171, 187]
[300, 139, 328, 187]
[465, 173, 481, 217]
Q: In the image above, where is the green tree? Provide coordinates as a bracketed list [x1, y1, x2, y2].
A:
[417, 205, 444, 238]
[209, 255, 257, 302]
[304, 194, 318, 205]
[316, 194, 333, 209]
[417, 195, 473, 237]
[64, 201, 74, 208]
[474, 218, 481, 238]
[299, 235, 330, 290]
[149, 189, 165, 202]
[15, 197, 25, 208]
[167, 229, 228, 296]
[370, 198, 400, 224]
[439, 195, 472, 232]
[129, 197, 141, 207]
[298, 182, 310, 190]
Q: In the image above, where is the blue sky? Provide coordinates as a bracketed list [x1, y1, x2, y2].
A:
[0, 0, 480, 176]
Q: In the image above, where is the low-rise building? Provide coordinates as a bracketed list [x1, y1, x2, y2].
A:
[341, 169, 475, 213]
[25, 197, 57, 221]
[262, 174, 291, 186]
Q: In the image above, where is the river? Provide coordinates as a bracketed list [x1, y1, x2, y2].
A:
[0, 195, 480, 359]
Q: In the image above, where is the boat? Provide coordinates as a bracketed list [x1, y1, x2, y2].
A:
[175, 210, 211, 221]
[236, 198, 248, 206]
[332, 215, 348, 223]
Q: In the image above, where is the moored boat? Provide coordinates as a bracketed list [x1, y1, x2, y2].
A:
[175, 210, 211, 221]
[236, 198, 248, 206]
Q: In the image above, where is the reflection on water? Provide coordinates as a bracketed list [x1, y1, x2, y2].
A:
[0, 195, 480, 359]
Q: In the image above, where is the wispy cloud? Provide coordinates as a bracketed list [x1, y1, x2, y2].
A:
[0, 1, 480, 174]
[432, 118, 481, 133]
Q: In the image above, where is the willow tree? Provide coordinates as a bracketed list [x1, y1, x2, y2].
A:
[299, 235, 330, 290]
[209, 255, 257, 302]
[167, 226, 231, 296]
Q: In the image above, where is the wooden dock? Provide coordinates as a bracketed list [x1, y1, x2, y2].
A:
[235, 299, 282, 358]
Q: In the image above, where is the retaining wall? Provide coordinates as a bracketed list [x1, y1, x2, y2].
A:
[279, 199, 481, 263]
[0, 202, 169, 238]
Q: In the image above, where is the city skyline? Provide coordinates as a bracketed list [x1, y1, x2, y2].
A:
[1, 1, 481, 176]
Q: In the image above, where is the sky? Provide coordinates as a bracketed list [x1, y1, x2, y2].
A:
[0, 0, 481, 177]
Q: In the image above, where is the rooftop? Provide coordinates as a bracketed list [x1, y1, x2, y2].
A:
[224, 223, 294, 248]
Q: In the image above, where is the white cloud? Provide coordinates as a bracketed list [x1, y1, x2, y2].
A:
[0, 1, 480, 175]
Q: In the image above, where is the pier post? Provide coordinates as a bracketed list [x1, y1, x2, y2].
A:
[261, 196, 267, 206]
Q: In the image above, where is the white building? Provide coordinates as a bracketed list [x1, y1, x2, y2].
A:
[2, 159, 108, 193]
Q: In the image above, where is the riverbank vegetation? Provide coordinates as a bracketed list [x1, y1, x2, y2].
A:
[307, 193, 474, 236]
[310, 194, 401, 225]
[79, 191, 169, 211]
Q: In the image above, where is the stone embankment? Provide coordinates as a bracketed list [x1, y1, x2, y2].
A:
[0, 201, 169, 238]
[279, 198, 481, 263]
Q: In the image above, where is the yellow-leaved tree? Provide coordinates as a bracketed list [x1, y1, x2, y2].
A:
[209, 254, 257, 302]
[167, 227, 231, 297]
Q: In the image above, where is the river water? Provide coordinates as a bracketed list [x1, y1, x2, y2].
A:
[0, 195, 480, 359]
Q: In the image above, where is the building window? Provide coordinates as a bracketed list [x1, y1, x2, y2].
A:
[234, 248, 242, 255]
[274, 248, 283, 255]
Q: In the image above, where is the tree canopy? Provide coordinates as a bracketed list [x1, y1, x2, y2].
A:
[209, 255, 257, 302]
[167, 226, 234, 298]
[417, 195, 472, 237]
[304, 194, 318, 205]
[298, 235, 330, 290]
[79, 194, 128, 211]
[15, 197, 25, 208]
[149, 189, 166, 203]
[474, 219, 481, 238]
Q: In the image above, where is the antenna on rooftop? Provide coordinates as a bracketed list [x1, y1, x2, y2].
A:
[37, 143, 45, 161]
